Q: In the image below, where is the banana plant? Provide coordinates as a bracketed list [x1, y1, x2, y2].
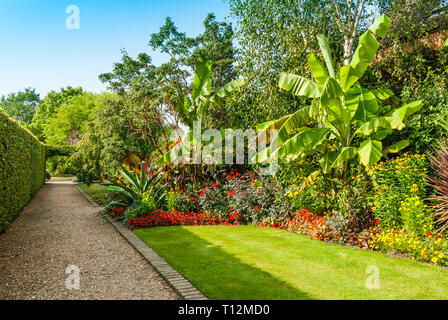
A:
[158, 57, 245, 165]
[255, 14, 422, 186]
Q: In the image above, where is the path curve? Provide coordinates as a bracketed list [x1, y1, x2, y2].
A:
[0, 179, 179, 300]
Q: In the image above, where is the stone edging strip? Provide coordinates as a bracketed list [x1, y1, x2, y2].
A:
[75, 184, 208, 300]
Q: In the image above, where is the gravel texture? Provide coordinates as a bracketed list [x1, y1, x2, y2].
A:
[0, 179, 180, 300]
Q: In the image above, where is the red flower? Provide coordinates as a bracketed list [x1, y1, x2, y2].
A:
[180, 189, 184, 194]
[375, 219, 380, 226]
[426, 231, 432, 238]
[254, 205, 259, 211]
[273, 178, 276, 182]
[249, 172, 254, 178]
[235, 172, 239, 177]
[212, 183, 217, 188]
[200, 189, 205, 196]
[277, 186, 281, 191]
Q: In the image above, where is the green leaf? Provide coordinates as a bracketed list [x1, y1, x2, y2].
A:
[332, 147, 358, 168]
[390, 100, 423, 121]
[354, 117, 393, 137]
[307, 53, 329, 90]
[371, 88, 394, 101]
[386, 140, 410, 153]
[358, 140, 383, 165]
[369, 14, 392, 38]
[192, 58, 212, 102]
[346, 86, 379, 122]
[215, 78, 245, 97]
[321, 78, 344, 106]
[276, 106, 314, 144]
[350, 31, 380, 79]
[320, 151, 338, 174]
[278, 73, 319, 98]
[374, 129, 392, 141]
[274, 128, 329, 161]
[339, 65, 359, 92]
[316, 34, 335, 78]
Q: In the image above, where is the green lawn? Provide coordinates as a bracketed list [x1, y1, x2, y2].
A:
[134, 225, 448, 300]
[78, 183, 108, 205]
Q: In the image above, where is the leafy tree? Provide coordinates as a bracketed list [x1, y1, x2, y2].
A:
[0, 88, 41, 125]
[30, 86, 83, 141]
[228, 0, 344, 127]
[44, 93, 98, 146]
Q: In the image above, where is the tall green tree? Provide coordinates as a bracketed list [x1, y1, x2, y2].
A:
[30, 86, 84, 141]
[0, 88, 41, 125]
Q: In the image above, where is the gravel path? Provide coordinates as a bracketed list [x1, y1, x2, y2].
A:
[0, 179, 179, 300]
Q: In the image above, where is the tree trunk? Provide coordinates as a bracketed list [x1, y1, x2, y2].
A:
[343, 36, 354, 65]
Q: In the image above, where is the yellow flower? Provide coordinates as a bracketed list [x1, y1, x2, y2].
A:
[439, 253, 445, 259]
[432, 257, 438, 263]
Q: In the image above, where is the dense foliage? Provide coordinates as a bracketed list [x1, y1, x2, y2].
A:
[0, 108, 45, 232]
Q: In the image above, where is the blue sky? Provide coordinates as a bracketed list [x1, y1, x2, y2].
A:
[0, 0, 231, 97]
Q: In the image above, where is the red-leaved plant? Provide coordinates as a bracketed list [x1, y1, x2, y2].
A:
[428, 139, 448, 232]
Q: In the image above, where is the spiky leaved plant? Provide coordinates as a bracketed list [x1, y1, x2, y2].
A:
[428, 139, 448, 232]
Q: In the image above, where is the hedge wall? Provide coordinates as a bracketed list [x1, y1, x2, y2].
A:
[0, 108, 46, 233]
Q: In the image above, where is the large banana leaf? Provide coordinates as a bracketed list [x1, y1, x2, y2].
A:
[316, 34, 335, 78]
[339, 65, 359, 92]
[390, 100, 423, 122]
[350, 31, 380, 79]
[320, 150, 338, 174]
[358, 140, 383, 165]
[307, 53, 329, 90]
[278, 73, 320, 98]
[339, 15, 391, 92]
[273, 127, 329, 160]
[321, 78, 344, 106]
[369, 14, 392, 38]
[192, 58, 212, 103]
[354, 117, 394, 137]
[371, 88, 394, 101]
[386, 140, 410, 153]
[332, 147, 358, 168]
[346, 86, 379, 122]
[215, 78, 245, 98]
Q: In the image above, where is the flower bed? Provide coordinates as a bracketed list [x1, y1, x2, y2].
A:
[106, 208, 240, 230]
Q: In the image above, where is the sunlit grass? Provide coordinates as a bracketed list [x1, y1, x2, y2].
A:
[135, 225, 448, 300]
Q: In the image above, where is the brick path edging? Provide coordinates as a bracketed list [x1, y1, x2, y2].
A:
[75, 185, 208, 300]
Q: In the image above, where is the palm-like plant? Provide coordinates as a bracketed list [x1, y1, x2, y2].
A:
[256, 14, 422, 185]
[158, 57, 245, 166]
[103, 163, 166, 210]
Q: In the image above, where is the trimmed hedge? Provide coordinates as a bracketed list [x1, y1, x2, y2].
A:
[0, 108, 46, 232]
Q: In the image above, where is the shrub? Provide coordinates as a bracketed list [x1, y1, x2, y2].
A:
[366, 154, 429, 229]
[177, 169, 291, 224]
[0, 108, 46, 232]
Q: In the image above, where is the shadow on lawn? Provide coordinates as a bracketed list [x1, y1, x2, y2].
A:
[135, 226, 314, 300]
